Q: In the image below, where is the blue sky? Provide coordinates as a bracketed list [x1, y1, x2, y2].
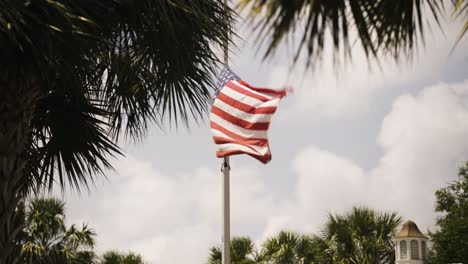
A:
[59, 12, 468, 263]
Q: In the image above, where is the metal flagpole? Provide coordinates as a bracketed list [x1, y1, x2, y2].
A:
[222, 1, 230, 264]
[221, 156, 230, 264]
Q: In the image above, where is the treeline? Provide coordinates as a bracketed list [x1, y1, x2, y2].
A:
[208, 162, 468, 264]
[208, 206, 400, 264]
[17, 197, 146, 264]
[17, 162, 468, 264]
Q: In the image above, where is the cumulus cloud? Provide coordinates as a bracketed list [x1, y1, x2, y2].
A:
[369, 80, 468, 227]
[61, 159, 277, 263]
[266, 18, 468, 120]
[60, 79, 468, 263]
[272, 80, 468, 234]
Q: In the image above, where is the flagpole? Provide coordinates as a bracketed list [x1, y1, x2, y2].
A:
[221, 0, 230, 263]
[221, 156, 230, 264]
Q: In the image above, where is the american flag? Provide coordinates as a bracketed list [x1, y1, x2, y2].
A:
[210, 67, 288, 164]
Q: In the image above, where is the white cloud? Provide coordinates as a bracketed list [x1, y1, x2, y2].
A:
[60, 79, 468, 263]
[286, 80, 468, 232]
[369, 80, 468, 227]
[266, 18, 468, 121]
[61, 159, 277, 263]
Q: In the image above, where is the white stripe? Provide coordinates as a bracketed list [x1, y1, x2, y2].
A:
[213, 99, 273, 123]
[221, 87, 282, 109]
[231, 81, 274, 100]
[210, 114, 268, 139]
[211, 129, 233, 140]
[211, 129, 269, 154]
[216, 143, 270, 156]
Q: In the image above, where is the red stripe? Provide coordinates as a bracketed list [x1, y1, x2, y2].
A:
[238, 80, 287, 98]
[226, 82, 271, 102]
[210, 122, 268, 145]
[211, 106, 270, 130]
[216, 93, 278, 114]
[213, 137, 267, 154]
[213, 136, 269, 147]
[216, 150, 271, 164]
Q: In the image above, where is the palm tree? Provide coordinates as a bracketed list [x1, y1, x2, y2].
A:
[208, 236, 260, 264]
[261, 231, 300, 264]
[240, 0, 466, 65]
[0, 1, 232, 262]
[100, 251, 145, 264]
[20, 197, 96, 264]
[322, 207, 401, 264]
[260, 231, 331, 264]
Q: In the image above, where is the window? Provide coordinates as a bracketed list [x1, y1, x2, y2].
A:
[411, 240, 419, 260]
[400, 240, 407, 259]
[422, 241, 427, 260]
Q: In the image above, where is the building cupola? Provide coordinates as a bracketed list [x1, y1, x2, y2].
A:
[394, 220, 428, 264]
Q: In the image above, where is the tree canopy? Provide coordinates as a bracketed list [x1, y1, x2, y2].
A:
[429, 162, 468, 263]
[20, 197, 96, 264]
[239, 0, 467, 66]
[100, 251, 146, 264]
[209, 236, 260, 264]
[208, 207, 401, 264]
[0, 2, 232, 261]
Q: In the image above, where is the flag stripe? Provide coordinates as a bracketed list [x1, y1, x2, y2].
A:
[213, 99, 273, 123]
[216, 93, 278, 114]
[216, 149, 271, 163]
[210, 68, 286, 164]
[221, 86, 267, 107]
[226, 81, 271, 102]
[213, 137, 269, 154]
[216, 143, 270, 157]
[238, 80, 287, 97]
[223, 84, 284, 108]
[210, 114, 268, 139]
[211, 106, 270, 130]
[211, 129, 268, 146]
[210, 122, 268, 145]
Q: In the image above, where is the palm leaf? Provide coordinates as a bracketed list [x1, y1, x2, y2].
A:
[239, 0, 444, 66]
[1, 0, 233, 191]
[453, 0, 468, 45]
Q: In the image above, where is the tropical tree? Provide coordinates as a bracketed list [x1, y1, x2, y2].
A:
[260, 231, 331, 264]
[20, 197, 96, 264]
[100, 251, 146, 264]
[429, 161, 468, 263]
[0, 1, 232, 262]
[207, 207, 400, 264]
[208, 236, 260, 264]
[261, 231, 300, 263]
[240, 0, 466, 65]
[323, 207, 401, 264]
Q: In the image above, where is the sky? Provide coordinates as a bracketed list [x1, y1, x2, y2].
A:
[58, 11, 468, 264]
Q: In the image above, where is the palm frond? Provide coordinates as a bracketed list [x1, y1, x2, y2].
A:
[453, 0, 468, 45]
[322, 207, 401, 264]
[239, 0, 444, 66]
[20, 197, 97, 264]
[1, 0, 234, 191]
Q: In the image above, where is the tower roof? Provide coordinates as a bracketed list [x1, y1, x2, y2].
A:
[395, 220, 428, 239]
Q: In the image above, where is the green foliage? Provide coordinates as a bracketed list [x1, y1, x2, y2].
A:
[260, 231, 331, 264]
[20, 197, 97, 264]
[454, 0, 468, 43]
[323, 207, 401, 264]
[100, 251, 146, 264]
[239, 0, 465, 66]
[0, 0, 233, 193]
[1, 2, 232, 261]
[429, 162, 468, 264]
[207, 207, 399, 264]
[208, 236, 260, 264]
